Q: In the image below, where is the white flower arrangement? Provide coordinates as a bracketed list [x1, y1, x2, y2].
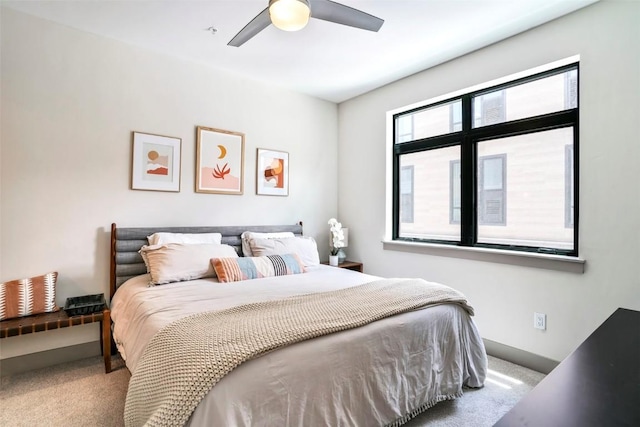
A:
[328, 218, 345, 256]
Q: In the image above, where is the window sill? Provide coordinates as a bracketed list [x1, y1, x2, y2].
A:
[382, 240, 585, 273]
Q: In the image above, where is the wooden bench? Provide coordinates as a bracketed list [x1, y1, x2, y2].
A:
[0, 308, 112, 373]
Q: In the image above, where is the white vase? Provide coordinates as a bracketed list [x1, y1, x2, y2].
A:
[329, 255, 339, 266]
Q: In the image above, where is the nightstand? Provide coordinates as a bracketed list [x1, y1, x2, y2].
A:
[321, 260, 363, 273]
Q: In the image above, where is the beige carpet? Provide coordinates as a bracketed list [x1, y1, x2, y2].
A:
[1, 356, 129, 427]
[0, 354, 543, 426]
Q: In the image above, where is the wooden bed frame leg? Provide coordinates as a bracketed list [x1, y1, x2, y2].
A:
[102, 308, 112, 373]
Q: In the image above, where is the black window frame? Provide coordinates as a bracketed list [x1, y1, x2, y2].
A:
[392, 63, 579, 256]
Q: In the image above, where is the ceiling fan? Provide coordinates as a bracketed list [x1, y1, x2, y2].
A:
[228, 0, 384, 47]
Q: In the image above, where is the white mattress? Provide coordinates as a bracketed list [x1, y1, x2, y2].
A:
[111, 265, 487, 426]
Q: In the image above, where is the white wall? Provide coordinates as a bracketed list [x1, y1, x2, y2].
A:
[0, 8, 338, 359]
[338, 0, 640, 362]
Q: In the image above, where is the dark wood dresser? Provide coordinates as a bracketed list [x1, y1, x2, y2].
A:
[494, 307, 640, 427]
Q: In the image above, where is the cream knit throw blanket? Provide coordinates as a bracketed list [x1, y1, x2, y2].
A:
[124, 278, 474, 427]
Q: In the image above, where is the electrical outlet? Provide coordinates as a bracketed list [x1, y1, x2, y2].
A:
[534, 312, 546, 330]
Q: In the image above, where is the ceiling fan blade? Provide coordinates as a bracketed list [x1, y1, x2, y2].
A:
[228, 7, 272, 47]
[310, 0, 384, 32]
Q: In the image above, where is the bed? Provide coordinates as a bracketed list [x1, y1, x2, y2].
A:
[109, 223, 487, 427]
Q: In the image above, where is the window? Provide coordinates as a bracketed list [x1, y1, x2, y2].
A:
[450, 160, 461, 224]
[400, 166, 414, 223]
[565, 144, 574, 228]
[397, 114, 414, 143]
[399, 146, 461, 242]
[392, 63, 579, 256]
[397, 100, 462, 142]
[452, 155, 506, 225]
[474, 90, 506, 127]
[565, 69, 578, 109]
[478, 154, 506, 225]
[449, 100, 462, 132]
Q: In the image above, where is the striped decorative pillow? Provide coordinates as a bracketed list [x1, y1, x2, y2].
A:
[0, 272, 59, 321]
[211, 254, 306, 283]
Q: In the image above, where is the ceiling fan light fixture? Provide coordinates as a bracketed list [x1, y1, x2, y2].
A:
[269, 0, 311, 32]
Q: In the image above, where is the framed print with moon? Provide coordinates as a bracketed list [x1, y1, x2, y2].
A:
[131, 131, 182, 192]
[196, 126, 244, 195]
[256, 148, 289, 196]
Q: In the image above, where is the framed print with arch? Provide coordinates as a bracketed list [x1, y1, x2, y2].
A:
[256, 148, 289, 196]
[196, 126, 244, 195]
[131, 131, 182, 192]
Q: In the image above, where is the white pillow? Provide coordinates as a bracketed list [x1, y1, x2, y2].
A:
[247, 236, 320, 267]
[142, 233, 223, 271]
[147, 232, 223, 246]
[140, 243, 238, 285]
[241, 231, 295, 257]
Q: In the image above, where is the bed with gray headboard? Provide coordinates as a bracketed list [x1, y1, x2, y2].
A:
[109, 222, 303, 299]
[108, 221, 486, 426]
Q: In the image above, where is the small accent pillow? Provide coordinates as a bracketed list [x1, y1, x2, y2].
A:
[241, 231, 295, 257]
[212, 254, 306, 283]
[140, 243, 238, 285]
[247, 236, 320, 267]
[147, 232, 223, 246]
[0, 272, 59, 320]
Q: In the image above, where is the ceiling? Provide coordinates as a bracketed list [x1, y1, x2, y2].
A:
[1, 0, 598, 103]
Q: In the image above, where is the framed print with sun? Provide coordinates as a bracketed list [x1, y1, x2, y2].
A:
[131, 131, 182, 192]
[196, 126, 244, 195]
[256, 148, 289, 196]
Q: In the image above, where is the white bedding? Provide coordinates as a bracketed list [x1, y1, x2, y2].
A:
[111, 265, 487, 426]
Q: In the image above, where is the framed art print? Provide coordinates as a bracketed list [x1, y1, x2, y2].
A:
[131, 131, 182, 192]
[256, 148, 289, 196]
[196, 126, 244, 195]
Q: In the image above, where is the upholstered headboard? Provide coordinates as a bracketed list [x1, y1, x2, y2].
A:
[109, 222, 303, 299]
